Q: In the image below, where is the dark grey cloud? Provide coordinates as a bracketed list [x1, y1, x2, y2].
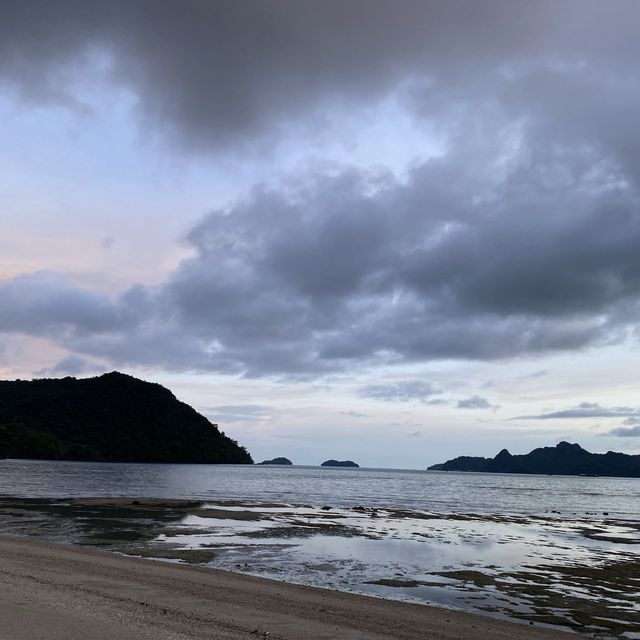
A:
[359, 381, 441, 404]
[514, 403, 640, 420]
[1, 1, 639, 152]
[0, 272, 127, 336]
[3, 2, 640, 377]
[37, 354, 102, 377]
[456, 396, 498, 411]
[5, 100, 640, 378]
[4, 119, 640, 377]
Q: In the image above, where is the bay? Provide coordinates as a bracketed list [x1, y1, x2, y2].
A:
[2, 460, 639, 636]
[1, 459, 639, 520]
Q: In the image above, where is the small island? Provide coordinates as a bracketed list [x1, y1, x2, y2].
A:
[0, 372, 252, 464]
[428, 441, 640, 478]
[321, 459, 359, 468]
[257, 457, 292, 465]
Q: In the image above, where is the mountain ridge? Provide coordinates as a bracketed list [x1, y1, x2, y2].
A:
[428, 441, 640, 478]
[0, 372, 252, 464]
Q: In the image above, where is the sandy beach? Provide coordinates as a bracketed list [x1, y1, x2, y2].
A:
[0, 536, 580, 640]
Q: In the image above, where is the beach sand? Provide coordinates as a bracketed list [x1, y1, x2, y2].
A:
[0, 536, 580, 640]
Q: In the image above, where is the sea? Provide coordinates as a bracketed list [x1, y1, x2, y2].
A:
[1, 460, 639, 637]
[2, 459, 639, 517]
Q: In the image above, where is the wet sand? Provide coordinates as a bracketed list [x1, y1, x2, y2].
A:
[0, 536, 579, 640]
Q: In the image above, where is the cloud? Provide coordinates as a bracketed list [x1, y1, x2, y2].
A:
[4, 115, 640, 378]
[3, 3, 640, 378]
[607, 425, 640, 437]
[514, 402, 640, 420]
[359, 381, 441, 403]
[0, 272, 128, 336]
[206, 405, 274, 423]
[1, 2, 639, 153]
[456, 396, 498, 411]
[37, 354, 103, 377]
[341, 411, 368, 418]
[518, 370, 548, 380]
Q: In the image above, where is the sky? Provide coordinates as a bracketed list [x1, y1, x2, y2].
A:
[2, 0, 640, 467]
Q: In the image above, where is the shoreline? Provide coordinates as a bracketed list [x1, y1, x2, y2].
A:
[0, 535, 579, 639]
[1, 495, 638, 636]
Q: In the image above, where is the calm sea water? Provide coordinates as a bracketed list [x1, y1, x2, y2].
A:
[1, 459, 639, 520]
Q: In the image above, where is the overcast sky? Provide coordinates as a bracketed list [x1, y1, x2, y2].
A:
[2, 0, 640, 467]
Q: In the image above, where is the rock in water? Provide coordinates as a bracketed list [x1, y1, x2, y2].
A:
[257, 457, 293, 465]
[321, 459, 359, 468]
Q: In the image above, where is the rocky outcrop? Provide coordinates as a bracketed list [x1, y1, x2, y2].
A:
[427, 441, 640, 478]
[257, 457, 293, 465]
[321, 459, 359, 468]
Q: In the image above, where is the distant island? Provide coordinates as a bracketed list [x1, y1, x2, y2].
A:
[321, 459, 359, 468]
[0, 372, 253, 464]
[428, 441, 640, 478]
[257, 457, 292, 465]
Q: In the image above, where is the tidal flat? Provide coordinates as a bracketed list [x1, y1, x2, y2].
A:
[1, 496, 639, 638]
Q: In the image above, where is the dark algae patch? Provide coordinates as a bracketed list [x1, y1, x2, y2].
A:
[120, 546, 218, 564]
[0, 497, 200, 547]
[366, 579, 422, 587]
[241, 521, 371, 539]
[435, 570, 496, 588]
[435, 560, 640, 636]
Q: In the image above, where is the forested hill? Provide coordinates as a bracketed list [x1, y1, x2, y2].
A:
[0, 372, 252, 464]
[428, 442, 640, 478]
